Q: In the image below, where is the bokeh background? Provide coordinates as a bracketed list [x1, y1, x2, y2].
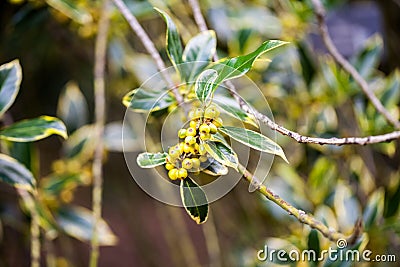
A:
[0, 0, 400, 266]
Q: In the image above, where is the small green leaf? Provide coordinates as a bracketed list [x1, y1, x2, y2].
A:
[57, 81, 89, 133]
[137, 152, 168, 168]
[45, 0, 92, 24]
[0, 116, 68, 142]
[63, 124, 97, 162]
[214, 96, 258, 128]
[204, 141, 238, 169]
[123, 88, 175, 112]
[182, 30, 217, 81]
[219, 126, 288, 163]
[180, 177, 208, 224]
[195, 69, 218, 105]
[0, 153, 35, 191]
[155, 8, 183, 70]
[363, 189, 384, 230]
[211, 40, 288, 86]
[57, 206, 117, 246]
[0, 60, 22, 117]
[202, 159, 228, 176]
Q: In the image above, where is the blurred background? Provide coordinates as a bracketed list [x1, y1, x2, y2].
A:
[0, 0, 400, 266]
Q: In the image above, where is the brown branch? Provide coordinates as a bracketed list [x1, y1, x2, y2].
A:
[112, 0, 184, 106]
[238, 164, 363, 244]
[310, 0, 400, 129]
[188, 0, 400, 146]
[90, 1, 110, 266]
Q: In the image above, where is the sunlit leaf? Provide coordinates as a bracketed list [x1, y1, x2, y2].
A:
[211, 40, 288, 86]
[57, 81, 89, 133]
[202, 158, 228, 176]
[0, 116, 68, 142]
[0, 153, 35, 191]
[137, 152, 168, 168]
[214, 95, 258, 128]
[180, 177, 208, 224]
[155, 8, 183, 70]
[57, 206, 117, 246]
[219, 126, 288, 163]
[123, 88, 175, 112]
[0, 60, 21, 117]
[45, 0, 92, 24]
[63, 124, 97, 162]
[182, 30, 216, 81]
[203, 141, 238, 169]
[195, 69, 218, 105]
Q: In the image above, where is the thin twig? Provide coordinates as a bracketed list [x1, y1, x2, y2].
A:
[112, 0, 184, 106]
[90, 1, 110, 266]
[237, 164, 362, 244]
[18, 189, 40, 267]
[188, 0, 400, 146]
[188, 0, 207, 32]
[310, 0, 400, 129]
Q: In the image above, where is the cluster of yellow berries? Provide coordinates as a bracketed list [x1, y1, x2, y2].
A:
[165, 104, 222, 180]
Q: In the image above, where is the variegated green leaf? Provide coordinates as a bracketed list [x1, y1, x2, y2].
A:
[137, 152, 168, 168]
[57, 206, 117, 246]
[211, 40, 288, 87]
[182, 30, 216, 81]
[0, 153, 35, 191]
[214, 96, 258, 128]
[0, 116, 67, 142]
[204, 141, 238, 169]
[57, 81, 89, 133]
[195, 69, 218, 105]
[180, 177, 208, 224]
[155, 8, 183, 70]
[202, 159, 228, 176]
[123, 88, 175, 112]
[219, 126, 288, 163]
[0, 60, 22, 117]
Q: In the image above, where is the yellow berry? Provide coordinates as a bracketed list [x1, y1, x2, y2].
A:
[190, 146, 197, 154]
[165, 163, 174, 170]
[183, 144, 191, 153]
[188, 110, 195, 119]
[192, 158, 200, 169]
[169, 148, 180, 158]
[178, 129, 187, 138]
[186, 127, 196, 136]
[178, 168, 188, 179]
[194, 108, 204, 118]
[209, 123, 218, 133]
[199, 123, 210, 133]
[199, 155, 208, 162]
[182, 158, 193, 169]
[185, 135, 196, 145]
[200, 132, 210, 140]
[204, 106, 218, 119]
[189, 120, 197, 128]
[168, 168, 179, 180]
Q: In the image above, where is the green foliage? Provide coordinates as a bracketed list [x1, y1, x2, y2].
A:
[0, 116, 68, 142]
[219, 126, 288, 163]
[136, 152, 168, 168]
[0, 153, 36, 191]
[0, 60, 21, 117]
[180, 177, 208, 224]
